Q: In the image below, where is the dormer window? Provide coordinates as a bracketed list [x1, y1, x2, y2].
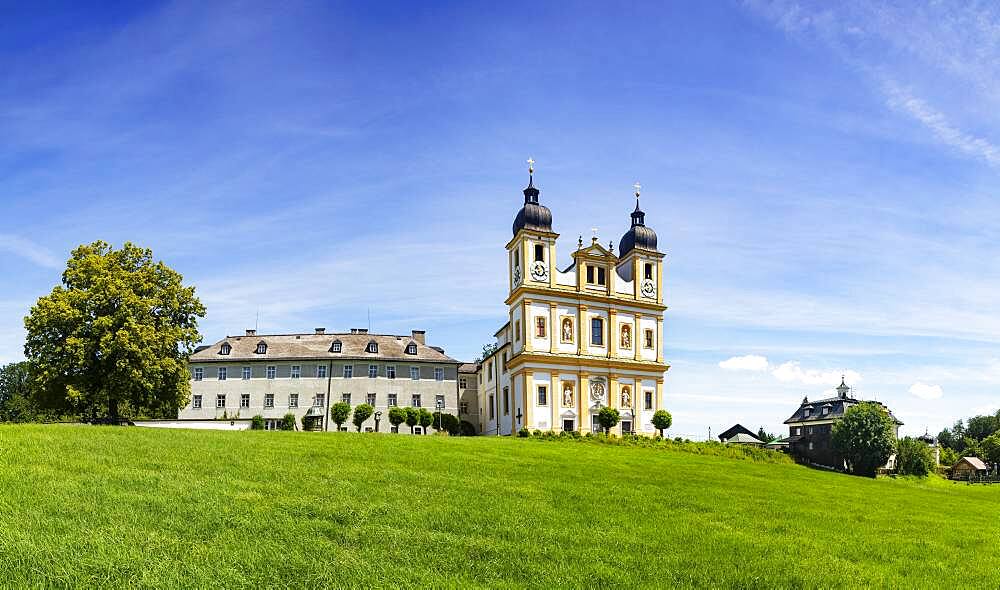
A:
[804, 408, 812, 418]
[586, 265, 606, 285]
[822, 406, 830, 416]
[255, 342, 267, 355]
[405, 343, 417, 355]
[219, 343, 231, 355]
[330, 340, 342, 353]
[366, 341, 378, 354]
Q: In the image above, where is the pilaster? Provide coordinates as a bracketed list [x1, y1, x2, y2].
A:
[579, 372, 589, 433]
[549, 303, 558, 354]
[633, 313, 642, 361]
[525, 371, 534, 431]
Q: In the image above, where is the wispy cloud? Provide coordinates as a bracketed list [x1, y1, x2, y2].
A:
[908, 382, 943, 400]
[718, 354, 861, 387]
[718, 355, 769, 371]
[0, 234, 61, 269]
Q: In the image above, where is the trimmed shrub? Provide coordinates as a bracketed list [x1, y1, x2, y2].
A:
[352, 404, 374, 432]
[518, 427, 530, 438]
[280, 413, 296, 431]
[387, 407, 407, 432]
[250, 415, 265, 430]
[330, 402, 352, 431]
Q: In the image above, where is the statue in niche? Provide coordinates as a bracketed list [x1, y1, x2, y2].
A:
[563, 383, 574, 407]
[590, 378, 606, 402]
[621, 386, 632, 408]
[621, 324, 632, 349]
[562, 318, 573, 342]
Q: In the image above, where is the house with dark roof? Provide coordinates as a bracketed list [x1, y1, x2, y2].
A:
[717, 424, 757, 443]
[783, 377, 903, 469]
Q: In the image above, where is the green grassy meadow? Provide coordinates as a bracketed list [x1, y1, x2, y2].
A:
[0, 425, 997, 588]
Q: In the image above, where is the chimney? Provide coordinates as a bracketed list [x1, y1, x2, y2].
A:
[246, 329, 257, 337]
[314, 327, 326, 334]
[411, 330, 426, 345]
[351, 328, 368, 334]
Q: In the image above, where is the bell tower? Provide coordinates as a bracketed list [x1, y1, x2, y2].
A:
[508, 158, 558, 295]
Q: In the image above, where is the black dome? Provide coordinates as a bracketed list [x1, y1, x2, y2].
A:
[618, 201, 657, 256]
[512, 179, 552, 235]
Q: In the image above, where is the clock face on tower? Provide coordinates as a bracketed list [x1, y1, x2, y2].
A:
[641, 278, 655, 298]
[530, 260, 548, 281]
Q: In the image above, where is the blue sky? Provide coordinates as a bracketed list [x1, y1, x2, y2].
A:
[2, 0, 999, 439]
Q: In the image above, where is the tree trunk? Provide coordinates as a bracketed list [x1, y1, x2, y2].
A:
[108, 397, 119, 425]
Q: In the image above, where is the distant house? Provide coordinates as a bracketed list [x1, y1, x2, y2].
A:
[717, 424, 757, 443]
[952, 457, 988, 480]
[782, 377, 903, 469]
[726, 432, 764, 446]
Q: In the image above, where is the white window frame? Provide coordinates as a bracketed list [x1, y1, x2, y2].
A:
[342, 393, 351, 404]
[460, 377, 467, 389]
[316, 365, 327, 379]
[290, 365, 301, 379]
[410, 366, 420, 380]
[240, 393, 250, 408]
[314, 393, 325, 407]
[406, 343, 417, 355]
[386, 365, 396, 380]
[289, 393, 299, 408]
[266, 365, 276, 380]
[368, 364, 378, 379]
[218, 367, 227, 381]
[331, 341, 342, 353]
[412, 394, 422, 408]
[193, 368, 203, 381]
[242, 366, 251, 380]
[343, 365, 353, 379]
[460, 401, 469, 414]
[388, 393, 398, 407]
[216, 394, 226, 408]
[434, 368, 444, 381]
[264, 393, 274, 408]
[192, 395, 202, 409]
[537, 385, 548, 406]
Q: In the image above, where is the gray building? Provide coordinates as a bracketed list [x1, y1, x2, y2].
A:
[181, 328, 461, 433]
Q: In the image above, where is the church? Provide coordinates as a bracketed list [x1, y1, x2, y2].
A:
[476, 163, 669, 435]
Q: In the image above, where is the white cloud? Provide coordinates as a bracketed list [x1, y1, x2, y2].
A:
[0, 234, 61, 269]
[771, 361, 861, 386]
[908, 382, 944, 400]
[718, 354, 769, 371]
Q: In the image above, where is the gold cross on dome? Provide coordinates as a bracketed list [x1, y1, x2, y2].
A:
[527, 158, 535, 174]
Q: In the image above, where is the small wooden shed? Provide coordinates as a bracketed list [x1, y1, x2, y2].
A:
[952, 457, 988, 479]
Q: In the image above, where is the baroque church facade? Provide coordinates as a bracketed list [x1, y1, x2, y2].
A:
[477, 167, 669, 435]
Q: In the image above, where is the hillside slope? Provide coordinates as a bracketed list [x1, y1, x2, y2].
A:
[0, 425, 996, 588]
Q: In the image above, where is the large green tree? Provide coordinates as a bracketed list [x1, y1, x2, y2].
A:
[981, 432, 1000, 465]
[895, 437, 935, 477]
[0, 362, 41, 423]
[832, 402, 897, 477]
[24, 242, 205, 423]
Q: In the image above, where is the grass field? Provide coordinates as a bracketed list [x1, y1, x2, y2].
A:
[0, 425, 998, 589]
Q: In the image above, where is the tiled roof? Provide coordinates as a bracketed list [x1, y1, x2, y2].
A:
[726, 433, 764, 445]
[459, 363, 479, 373]
[191, 332, 459, 364]
[717, 423, 756, 442]
[959, 457, 988, 471]
[784, 396, 903, 426]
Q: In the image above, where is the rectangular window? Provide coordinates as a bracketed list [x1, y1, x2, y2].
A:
[290, 365, 301, 379]
[586, 265, 595, 283]
[216, 394, 225, 408]
[342, 393, 351, 404]
[368, 364, 378, 379]
[192, 395, 202, 409]
[488, 361, 493, 380]
[316, 365, 327, 379]
[388, 393, 398, 407]
[193, 367, 203, 381]
[644, 391, 653, 410]
[343, 365, 353, 379]
[435, 394, 445, 409]
[644, 329, 654, 349]
[644, 263, 653, 280]
[534, 243, 544, 262]
[434, 368, 444, 381]
[591, 318, 604, 346]
[536, 316, 546, 338]
[264, 393, 274, 408]
[501, 353, 507, 372]
[563, 419, 574, 432]
[460, 377, 468, 389]
[242, 366, 251, 380]
[410, 366, 420, 380]
[622, 420, 633, 434]
[386, 365, 396, 379]
[289, 393, 299, 408]
[489, 395, 495, 419]
[218, 367, 227, 381]
[266, 365, 276, 380]
[537, 385, 548, 406]
[460, 401, 469, 414]
[412, 394, 422, 408]
[597, 267, 606, 285]
[240, 394, 250, 408]
[515, 321, 520, 341]
[367, 393, 376, 406]
[503, 387, 509, 415]
[314, 394, 325, 407]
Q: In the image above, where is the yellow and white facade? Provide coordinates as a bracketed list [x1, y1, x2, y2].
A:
[479, 171, 669, 435]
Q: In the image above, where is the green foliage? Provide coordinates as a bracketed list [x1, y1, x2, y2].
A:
[352, 404, 374, 432]
[597, 406, 620, 434]
[940, 446, 960, 467]
[981, 432, 1000, 464]
[832, 402, 897, 477]
[476, 343, 499, 363]
[330, 402, 352, 429]
[895, 437, 935, 477]
[756, 427, 777, 443]
[518, 427, 529, 438]
[280, 413, 296, 431]
[0, 362, 52, 423]
[459, 420, 477, 436]
[405, 407, 419, 432]
[966, 414, 1000, 441]
[431, 411, 461, 435]
[388, 407, 408, 431]
[23, 241, 206, 422]
[250, 415, 265, 430]
[651, 409, 672, 436]
[417, 408, 433, 432]
[962, 437, 984, 459]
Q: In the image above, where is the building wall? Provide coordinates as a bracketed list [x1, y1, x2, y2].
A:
[182, 359, 458, 433]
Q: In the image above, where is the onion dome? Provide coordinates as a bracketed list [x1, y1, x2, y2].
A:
[618, 200, 657, 257]
[512, 163, 552, 236]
